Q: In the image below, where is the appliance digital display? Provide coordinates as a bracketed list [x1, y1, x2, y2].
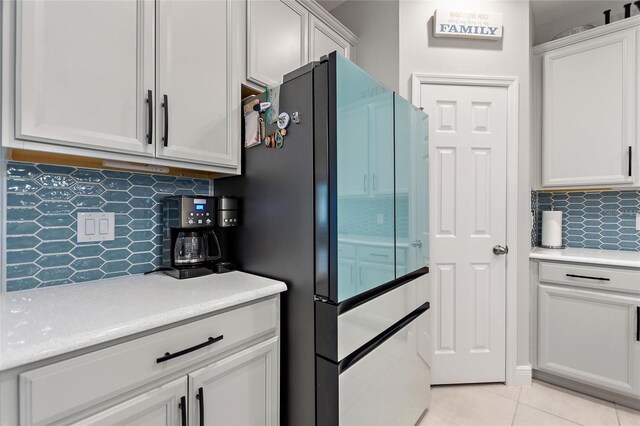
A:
[195, 204, 205, 211]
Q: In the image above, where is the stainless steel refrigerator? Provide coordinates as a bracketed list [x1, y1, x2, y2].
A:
[216, 52, 430, 426]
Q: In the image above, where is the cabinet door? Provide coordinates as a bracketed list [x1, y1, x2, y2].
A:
[337, 106, 370, 196]
[358, 262, 395, 292]
[309, 16, 351, 61]
[156, 0, 240, 168]
[541, 29, 637, 187]
[72, 377, 186, 426]
[189, 338, 279, 426]
[247, 0, 308, 87]
[370, 98, 395, 195]
[338, 258, 357, 302]
[16, 0, 154, 155]
[538, 284, 640, 396]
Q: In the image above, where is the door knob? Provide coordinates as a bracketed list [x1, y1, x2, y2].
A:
[411, 240, 423, 248]
[493, 245, 508, 255]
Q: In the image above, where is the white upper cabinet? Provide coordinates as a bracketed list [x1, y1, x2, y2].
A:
[246, 0, 357, 88]
[247, 0, 308, 87]
[534, 21, 639, 189]
[370, 99, 395, 195]
[156, 0, 240, 167]
[6, 0, 241, 172]
[16, 0, 154, 156]
[337, 106, 370, 196]
[309, 15, 351, 61]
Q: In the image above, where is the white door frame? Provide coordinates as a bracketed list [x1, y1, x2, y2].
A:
[411, 73, 523, 386]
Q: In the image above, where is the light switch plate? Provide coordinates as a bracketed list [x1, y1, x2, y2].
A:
[77, 212, 115, 242]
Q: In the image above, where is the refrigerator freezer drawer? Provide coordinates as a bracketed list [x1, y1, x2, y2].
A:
[337, 273, 428, 360]
[317, 303, 431, 426]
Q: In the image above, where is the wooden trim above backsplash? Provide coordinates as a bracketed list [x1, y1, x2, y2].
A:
[6, 148, 228, 180]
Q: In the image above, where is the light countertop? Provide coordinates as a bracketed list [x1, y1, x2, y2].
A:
[530, 246, 640, 269]
[0, 271, 286, 372]
[338, 234, 410, 247]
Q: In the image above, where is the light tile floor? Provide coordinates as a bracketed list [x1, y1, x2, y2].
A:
[420, 380, 640, 426]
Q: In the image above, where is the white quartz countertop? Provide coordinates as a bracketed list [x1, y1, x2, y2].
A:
[530, 247, 640, 269]
[338, 234, 410, 247]
[0, 271, 286, 372]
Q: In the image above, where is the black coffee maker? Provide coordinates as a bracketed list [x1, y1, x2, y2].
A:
[162, 195, 237, 279]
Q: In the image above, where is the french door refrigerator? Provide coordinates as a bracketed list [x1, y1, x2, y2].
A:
[216, 52, 430, 426]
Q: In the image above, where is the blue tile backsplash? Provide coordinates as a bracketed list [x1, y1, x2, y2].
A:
[532, 190, 640, 251]
[5, 162, 211, 291]
[338, 195, 408, 238]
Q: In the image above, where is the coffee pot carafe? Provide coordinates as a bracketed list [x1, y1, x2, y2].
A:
[162, 196, 229, 279]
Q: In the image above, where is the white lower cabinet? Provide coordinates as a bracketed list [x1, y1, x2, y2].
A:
[189, 338, 279, 426]
[537, 280, 640, 397]
[358, 262, 394, 292]
[16, 297, 280, 426]
[72, 377, 187, 426]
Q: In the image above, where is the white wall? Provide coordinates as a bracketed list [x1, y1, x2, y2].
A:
[331, 0, 400, 91]
[533, 0, 636, 45]
[397, 0, 532, 371]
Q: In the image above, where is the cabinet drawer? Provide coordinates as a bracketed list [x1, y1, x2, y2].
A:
[338, 243, 356, 260]
[357, 245, 395, 264]
[19, 298, 278, 425]
[538, 262, 640, 294]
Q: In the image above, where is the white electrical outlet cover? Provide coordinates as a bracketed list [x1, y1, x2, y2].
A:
[77, 212, 115, 242]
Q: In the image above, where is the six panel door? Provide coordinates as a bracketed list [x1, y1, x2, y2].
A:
[16, 0, 154, 155]
[156, 0, 240, 167]
[419, 83, 508, 384]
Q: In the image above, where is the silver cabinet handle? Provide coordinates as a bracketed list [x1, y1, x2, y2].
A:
[363, 175, 368, 192]
[373, 174, 377, 191]
[411, 240, 423, 248]
[493, 245, 508, 255]
[370, 253, 389, 258]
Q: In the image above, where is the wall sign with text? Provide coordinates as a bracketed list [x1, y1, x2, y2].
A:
[434, 10, 503, 40]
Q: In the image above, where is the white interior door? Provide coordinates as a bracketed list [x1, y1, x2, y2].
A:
[418, 83, 508, 384]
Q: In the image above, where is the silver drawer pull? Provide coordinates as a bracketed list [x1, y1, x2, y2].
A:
[566, 273, 610, 282]
[370, 253, 389, 258]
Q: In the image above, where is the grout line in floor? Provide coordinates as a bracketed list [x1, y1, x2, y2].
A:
[515, 400, 583, 426]
[510, 402, 518, 426]
[614, 404, 621, 426]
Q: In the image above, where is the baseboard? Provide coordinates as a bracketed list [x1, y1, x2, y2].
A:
[507, 365, 532, 386]
[533, 369, 640, 411]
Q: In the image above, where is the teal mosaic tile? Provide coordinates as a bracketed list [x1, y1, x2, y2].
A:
[337, 195, 409, 238]
[5, 162, 212, 291]
[533, 190, 640, 251]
